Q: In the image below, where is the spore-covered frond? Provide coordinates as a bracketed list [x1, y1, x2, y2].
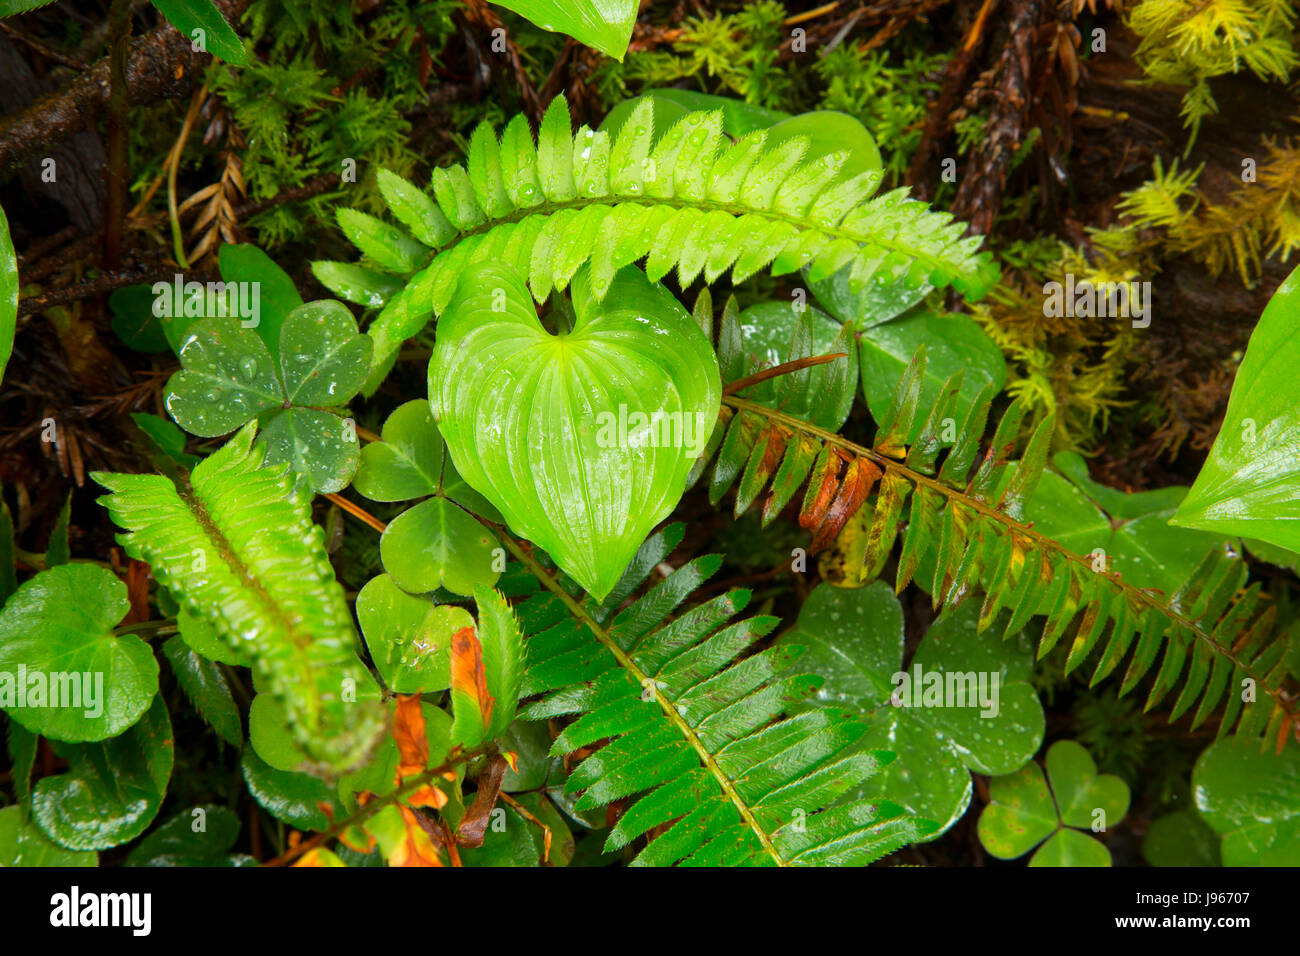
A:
[93, 423, 387, 776]
[314, 95, 999, 392]
[505, 528, 938, 866]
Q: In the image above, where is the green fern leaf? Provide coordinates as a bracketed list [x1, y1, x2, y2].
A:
[506, 528, 938, 866]
[93, 423, 387, 776]
[326, 95, 999, 393]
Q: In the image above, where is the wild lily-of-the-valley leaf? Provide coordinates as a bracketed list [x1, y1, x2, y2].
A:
[430, 261, 721, 601]
[1173, 263, 1300, 552]
[164, 299, 371, 493]
[95, 422, 387, 776]
[1193, 737, 1300, 865]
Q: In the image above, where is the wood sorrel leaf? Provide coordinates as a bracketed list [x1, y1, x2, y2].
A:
[429, 263, 721, 600]
[1173, 264, 1300, 551]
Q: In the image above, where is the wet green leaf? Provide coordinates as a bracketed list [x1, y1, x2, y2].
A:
[1173, 264, 1300, 552]
[241, 748, 335, 832]
[278, 300, 372, 405]
[217, 243, 303, 362]
[1143, 810, 1221, 867]
[858, 308, 1005, 443]
[165, 301, 369, 492]
[0, 806, 96, 867]
[166, 319, 282, 435]
[151, 0, 249, 64]
[380, 497, 500, 596]
[126, 804, 254, 866]
[0, 200, 15, 384]
[257, 405, 359, 494]
[490, 0, 637, 60]
[356, 573, 470, 692]
[109, 284, 171, 353]
[0, 563, 158, 742]
[736, 300, 857, 430]
[32, 696, 174, 851]
[430, 263, 720, 600]
[337, 701, 452, 810]
[601, 89, 788, 142]
[1194, 737, 1300, 865]
[777, 582, 1043, 836]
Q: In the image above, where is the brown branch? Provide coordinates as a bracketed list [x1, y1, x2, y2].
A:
[0, 0, 248, 177]
[722, 352, 848, 396]
[905, 0, 1001, 195]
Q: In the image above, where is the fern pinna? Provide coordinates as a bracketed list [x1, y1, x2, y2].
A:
[314, 94, 999, 392]
[503, 525, 938, 867]
[699, 298, 1298, 751]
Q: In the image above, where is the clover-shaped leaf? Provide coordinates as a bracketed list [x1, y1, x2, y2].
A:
[430, 262, 721, 601]
[165, 300, 371, 492]
[777, 581, 1044, 836]
[354, 400, 499, 518]
[978, 739, 1130, 866]
[1193, 737, 1300, 865]
[0, 563, 159, 742]
[356, 573, 473, 693]
[354, 401, 503, 597]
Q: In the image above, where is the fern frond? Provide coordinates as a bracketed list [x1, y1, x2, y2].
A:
[704, 338, 1298, 750]
[316, 96, 999, 391]
[93, 423, 387, 776]
[503, 527, 938, 866]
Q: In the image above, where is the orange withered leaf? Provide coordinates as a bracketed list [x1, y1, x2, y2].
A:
[389, 806, 445, 867]
[392, 694, 447, 809]
[450, 625, 495, 737]
[809, 456, 882, 553]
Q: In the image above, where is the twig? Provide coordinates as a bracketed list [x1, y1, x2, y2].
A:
[722, 352, 847, 396]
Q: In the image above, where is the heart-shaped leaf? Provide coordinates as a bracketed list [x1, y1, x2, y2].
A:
[278, 299, 372, 405]
[356, 573, 473, 692]
[430, 263, 721, 600]
[0, 563, 159, 742]
[978, 739, 1130, 866]
[776, 581, 1044, 836]
[1173, 264, 1300, 551]
[166, 319, 283, 435]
